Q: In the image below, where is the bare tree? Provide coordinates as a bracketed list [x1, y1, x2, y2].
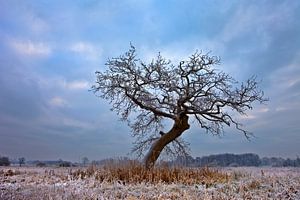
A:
[18, 157, 25, 167]
[92, 45, 267, 169]
[82, 157, 89, 166]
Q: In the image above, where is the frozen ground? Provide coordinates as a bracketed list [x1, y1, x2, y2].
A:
[1, 166, 299, 200]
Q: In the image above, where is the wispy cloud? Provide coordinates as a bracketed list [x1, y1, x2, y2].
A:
[69, 42, 101, 60]
[9, 39, 51, 57]
[61, 117, 94, 130]
[37, 76, 90, 91]
[65, 80, 90, 90]
[22, 11, 50, 35]
[49, 96, 68, 107]
[221, 2, 294, 44]
[269, 61, 300, 90]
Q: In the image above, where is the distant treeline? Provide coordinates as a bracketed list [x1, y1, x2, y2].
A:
[0, 156, 10, 166]
[0, 156, 75, 167]
[1, 153, 300, 167]
[172, 153, 300, 167]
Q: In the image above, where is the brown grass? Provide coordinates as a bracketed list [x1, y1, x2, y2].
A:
[71, 161, 229, 185]
[0, 168, 21, 176]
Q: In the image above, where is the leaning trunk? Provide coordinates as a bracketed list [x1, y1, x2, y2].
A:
[144, 114, 190, 169]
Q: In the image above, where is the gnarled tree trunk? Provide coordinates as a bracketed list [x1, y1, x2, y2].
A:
[144, 114, 190, 169]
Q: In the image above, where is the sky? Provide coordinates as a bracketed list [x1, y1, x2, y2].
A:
[0, 0, 300, 162]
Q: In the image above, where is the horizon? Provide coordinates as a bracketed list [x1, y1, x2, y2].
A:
[0, 1, 300, 162]
[3, 152, 300, 163]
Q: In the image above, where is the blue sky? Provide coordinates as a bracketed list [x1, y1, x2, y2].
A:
[0, 0, 300, 162]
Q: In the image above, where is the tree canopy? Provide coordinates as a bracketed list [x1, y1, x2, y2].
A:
[92, 45, 267, 168]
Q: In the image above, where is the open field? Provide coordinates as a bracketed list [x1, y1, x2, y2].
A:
[1, 165, 300, 200]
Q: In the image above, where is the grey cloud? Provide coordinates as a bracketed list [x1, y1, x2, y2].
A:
[219, 1, 300, 77]
[0, 62, 45, 120]
[0, 61, 132, 160]
[0, 47, 132, 161]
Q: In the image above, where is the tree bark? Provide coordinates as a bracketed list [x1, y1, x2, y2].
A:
[144, 114, 190, 169]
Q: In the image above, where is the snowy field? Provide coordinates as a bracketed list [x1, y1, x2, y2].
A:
[1, 166, 299, 200]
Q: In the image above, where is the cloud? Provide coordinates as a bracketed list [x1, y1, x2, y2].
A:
[9, 39, 51, 57]
[65, 80, 90, 90]
[69, 42, 101, 60]
[49, 97, 68, 107]
[221, 2, 295, 44]
[58, 79, 90, 90]
[36, 76, 90, 91]
[269, 60, 300, 90]
[61, 117, 94, 130]
[25, 13, 50, 34]
[239, 114, 256, 120]
[212, 1, 300, 78]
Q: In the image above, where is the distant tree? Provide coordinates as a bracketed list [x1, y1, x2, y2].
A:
[238, 153, 261, 166]
[92, 45, 267, 168]
[296, 156, 300, 167]
[91, 160, 98, 165]
[283, 158, 294, 167]
[0, 156, 10, 166]
[59, 161, 71, 167]
[82, 157, 89, 166]
[36, 162, 46, 167]
[18, 157, 25, 167]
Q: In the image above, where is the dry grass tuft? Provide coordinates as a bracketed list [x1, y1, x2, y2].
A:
[71, 161, 229, 185]
[0, 169, 21, 176]
[247, 180, 261, 190]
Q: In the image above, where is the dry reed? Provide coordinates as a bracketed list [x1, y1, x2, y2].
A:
[71, 160, 229, 185]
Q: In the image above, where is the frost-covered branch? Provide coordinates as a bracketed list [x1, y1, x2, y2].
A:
[92, 45, 267, 162]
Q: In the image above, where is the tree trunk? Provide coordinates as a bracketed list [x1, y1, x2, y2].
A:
[144, 114, 190, 169]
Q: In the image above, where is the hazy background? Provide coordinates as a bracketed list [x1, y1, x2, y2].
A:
[0, 0, 299, 162]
